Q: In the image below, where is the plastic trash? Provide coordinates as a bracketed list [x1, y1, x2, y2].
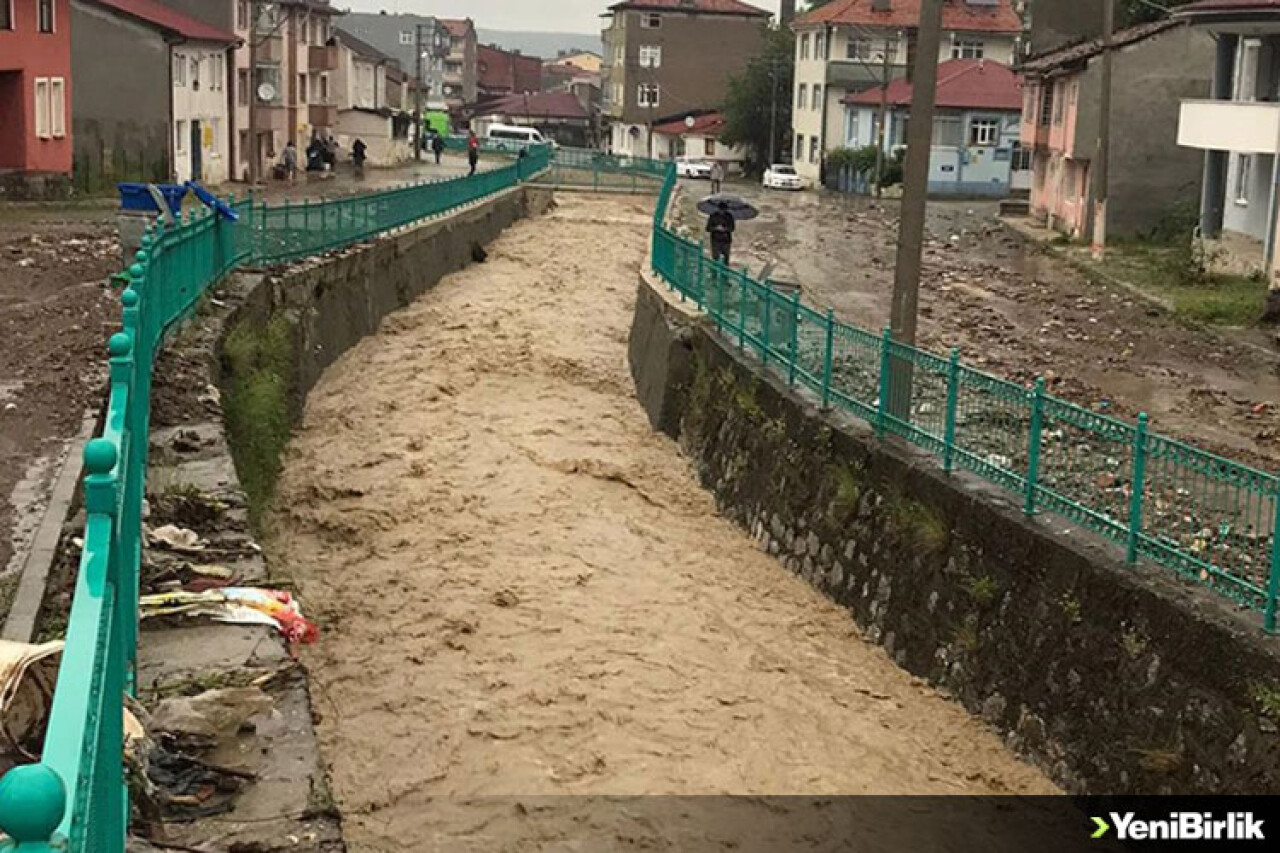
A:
[118, 183, 187, 215]
[185, 181, 240, 222]
[140, 588, 319, 644]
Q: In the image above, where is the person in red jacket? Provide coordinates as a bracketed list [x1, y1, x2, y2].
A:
[467, 129, 480, 176]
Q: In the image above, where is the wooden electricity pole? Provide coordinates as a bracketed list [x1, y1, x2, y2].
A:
[887, 0, 945, 418]
[248, 0, 261, 184]
[415, 23, 425, 161]
[1091, 0, 1116, 260]
[872, 35, 893, 198]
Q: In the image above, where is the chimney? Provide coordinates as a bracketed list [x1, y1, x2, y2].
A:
[780, 0, 796, 24]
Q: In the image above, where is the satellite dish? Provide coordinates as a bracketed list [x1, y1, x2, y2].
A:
[684, 115, 696, 130]
[257, 82, 277, 103]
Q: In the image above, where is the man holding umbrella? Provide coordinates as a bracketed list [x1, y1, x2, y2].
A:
[698, 193, 758, 266]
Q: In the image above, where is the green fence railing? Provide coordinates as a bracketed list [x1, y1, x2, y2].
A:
[0, 144, 553, 853]
[649, 165, 1280, 632]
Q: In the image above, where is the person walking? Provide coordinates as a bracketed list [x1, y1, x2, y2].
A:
[707, 200, 735, 265]
[432, 133, 445, 165]
[467, 129, 480, 176]
[710, 160, 725, 195]
[352, 138, 368, 177]
[281, 141, 298, 183]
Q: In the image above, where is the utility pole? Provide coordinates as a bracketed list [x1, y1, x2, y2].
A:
[415, 22, 425, 161]
[248, 0, 261, 184]
[768, 59, 779, 165]
[1091, 0, 1116, 260]
[888, 0, 945, 418]
[872, 35, 893, 198]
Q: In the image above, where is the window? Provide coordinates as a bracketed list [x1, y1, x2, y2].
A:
[797, 83, 807, 108]
[815, 31, 825, 60]
[638, 83, 659, 107]
[34, 78, 50, 138]
[236, 0, 248, 30]
[174, 53, 187, 87]
[50, 78, 65, 138]
[639, 45, 662, 68]
[848, 38, 872, 61]
[1236, 154, 1253, 204]
[932, 116, 962, 146]
[38, 0, 53, 33]
[1, 0, 12, 30]
[809, 136, 819, 163]
[641, 12, 660, 28]
[795, 133, 804, 160]
[1052, 81, 1064, 125]
[400, 31, 414, 45]
[969, 118, 999, 146]
[951, 38, 984, 60]
[705, 138, 716, 156]
[800, 33, 810, 60]
[191, 57, 201, 90]
[176, 120, 187, 154]
[238, 69, 250, 106]
[298, 73, 306, 103]
[1039, 83, 1053, 127]
[812, 84, 822, 110]
[847, 110, 859, 144]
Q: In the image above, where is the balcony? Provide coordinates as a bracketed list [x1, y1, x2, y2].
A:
[309, 103, 338, 127]
[257, 32, 285, 64]
[256, 105, 291, 133]
[1178, 99, 1280, 154]
[1023, 121, 1050, 149]
[308, 44, 338, 71]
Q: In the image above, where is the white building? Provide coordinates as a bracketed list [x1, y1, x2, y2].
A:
[791, 0, 1022, 182]
[172, 40, 235, 184]
[332, 29, 411, 167]
[651, 112, 748, 171]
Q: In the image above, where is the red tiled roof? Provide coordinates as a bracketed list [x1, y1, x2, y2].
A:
[1020, 19, 1181, 74]
[479, 91, 589, 120]
[796, 0, 1021, 34]
[844, 58, 1021, 110]
[652, 111, 727, 135]
[442, 18, 474, 38]
[88, 0, 238, 42]
[608, 0, 771, 18]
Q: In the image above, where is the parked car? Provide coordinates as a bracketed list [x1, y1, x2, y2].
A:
[763, 164, 805, 191]
[676, 157, 713, 179]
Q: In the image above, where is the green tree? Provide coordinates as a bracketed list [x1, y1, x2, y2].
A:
[721, 25, 796, 174]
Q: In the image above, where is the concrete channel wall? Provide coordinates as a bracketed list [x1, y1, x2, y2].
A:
[629, 272, 1280, 796]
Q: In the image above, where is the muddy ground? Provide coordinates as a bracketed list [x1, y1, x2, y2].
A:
[0, 211, 120, 595]
[269, 195, 1055, 852]
[700, 182, 1280, 469]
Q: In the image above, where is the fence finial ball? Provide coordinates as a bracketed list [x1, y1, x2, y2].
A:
[108, 332, 133, 358]
[121, 289, 140, 308]
[0, 764, 66, 842]
[84, 438, 118, 475]
[129, 263, 145, 282]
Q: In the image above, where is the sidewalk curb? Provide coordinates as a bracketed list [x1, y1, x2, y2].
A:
[3, 409, 98, 643]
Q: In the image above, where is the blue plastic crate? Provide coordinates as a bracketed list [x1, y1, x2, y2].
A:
[117, 183, 187, 214]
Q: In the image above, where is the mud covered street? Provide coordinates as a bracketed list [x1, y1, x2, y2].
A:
[270, 194, 1054, 852]
[707, 183, 1280, 468]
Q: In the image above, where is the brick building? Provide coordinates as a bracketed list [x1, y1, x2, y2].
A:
[0, 0, 74, 197]
[477, 43, 542, 99]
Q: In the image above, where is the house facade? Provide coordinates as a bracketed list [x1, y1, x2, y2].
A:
[473, 90, 592, 147]
[1021, 19, 1213, 240]
[791, 0, 1022, 182]
[336, 11, 450, 110]
[1174, 0, 1280, 290]
[477, 43, 543, 100]
[842, 58, 1021, 196]
[332, 28, 410, 167]
[72, 0, 236, 189]
[652, 110, 749, 170]
[441, 18, 477, 111]
[601, 0, 770, 159]
[0, 0, 74, 197]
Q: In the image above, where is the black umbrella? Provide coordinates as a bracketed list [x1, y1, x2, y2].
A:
[697, 193, 759, 221]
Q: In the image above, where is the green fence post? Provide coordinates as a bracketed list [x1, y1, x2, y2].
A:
[762, 284, 772, 368]
[876, 327, 892, 438]
[821, 308, 835, 410]
[738, 271, 747, 350]
[1268, 490, 1280, 634]
[696, 246, 705, 311]
[1126, 413, 1149, 565]
[1024, 377, 1046, 517]
[787, 289, 800, 387]
[943, 348, 960, 473]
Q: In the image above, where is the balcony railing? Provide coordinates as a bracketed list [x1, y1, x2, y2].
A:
[1178, 99, 1280, 154]
[308, 44, 338, 71]
[309, 103, 338, 127]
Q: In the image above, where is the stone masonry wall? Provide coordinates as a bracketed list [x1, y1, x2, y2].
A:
[629, 272, 1280, 796]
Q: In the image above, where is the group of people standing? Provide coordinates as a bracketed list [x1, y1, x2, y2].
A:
[278, 134, 366, 182]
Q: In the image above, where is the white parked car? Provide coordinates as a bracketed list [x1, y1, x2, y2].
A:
[676, 157, 714, 179]
[763, 164, 805, 191]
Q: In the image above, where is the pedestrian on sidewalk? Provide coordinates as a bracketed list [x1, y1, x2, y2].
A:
[432, 133, 445, 165]
[352, 138, 368, 177]
[707, 201, 735, 265]
[467, 129, 480, 176]
[281, 141, 298, 183]
[710, 160, 725, 195]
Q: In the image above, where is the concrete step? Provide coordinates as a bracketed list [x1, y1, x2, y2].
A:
[999, 198, 1031, 217]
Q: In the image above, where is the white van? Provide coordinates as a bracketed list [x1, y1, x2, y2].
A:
[486, 124, 548, 150]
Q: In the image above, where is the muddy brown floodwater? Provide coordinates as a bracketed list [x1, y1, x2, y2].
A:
[270, 195, 1056, 853]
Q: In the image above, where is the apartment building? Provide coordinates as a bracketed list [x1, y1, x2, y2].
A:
[331, 28, 411, 166]
[0, 0, 73, 197]
[601, 0, 771, 159]
[791, 0, 1022, 181]
[477, 43, 542, 100]
[336, 11, 450, 110]
[441, 18, 478, 111]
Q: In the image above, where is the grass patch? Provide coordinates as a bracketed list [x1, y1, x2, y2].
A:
[1098, 242, 1266, 327]
[221, 314, 297, 531]
[1251, 680, 1280, 722]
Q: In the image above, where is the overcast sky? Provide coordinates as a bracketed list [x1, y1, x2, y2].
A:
[342, 0, 784, 34]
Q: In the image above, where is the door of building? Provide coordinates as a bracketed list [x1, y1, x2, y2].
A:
[190, 120, 203, 182]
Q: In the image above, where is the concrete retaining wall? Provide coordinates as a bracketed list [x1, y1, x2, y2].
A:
[629, 272, 1280, 795]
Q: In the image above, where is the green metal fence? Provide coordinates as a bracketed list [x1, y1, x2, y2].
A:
[0, 145, 553, 853]
[650, 165, 1280, 632]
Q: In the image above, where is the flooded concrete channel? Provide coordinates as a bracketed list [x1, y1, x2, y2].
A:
[268, 195, 1056, 851]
